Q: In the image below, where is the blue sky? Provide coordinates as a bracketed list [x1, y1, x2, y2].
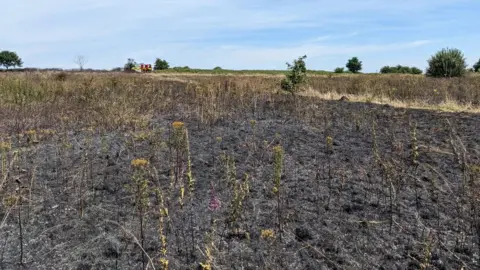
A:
[1, 0, 478, 72]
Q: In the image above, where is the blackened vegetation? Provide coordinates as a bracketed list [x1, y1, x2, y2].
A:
[0, 77, 479, 269]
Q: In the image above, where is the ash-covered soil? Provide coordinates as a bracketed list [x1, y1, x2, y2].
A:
[1, 99, 479, 270]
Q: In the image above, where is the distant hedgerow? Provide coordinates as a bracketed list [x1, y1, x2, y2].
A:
[380, 65, 422, 75]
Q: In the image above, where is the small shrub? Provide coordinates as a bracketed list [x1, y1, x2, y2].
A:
[334, 67, 344, 73]
[346, 57, 362, 73]
[172, 66, 191, 72]
[280, 55, 308, 95]
[426, 48, 467, 77]
[54, 72, 68, 81]
[154, 58, 169, 70]
[411, 67, 423, 74]
[380, 65, 423, 74]
[380, 66, 392, 74]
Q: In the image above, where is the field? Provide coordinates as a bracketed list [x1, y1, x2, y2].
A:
[0, 71, 479, 269]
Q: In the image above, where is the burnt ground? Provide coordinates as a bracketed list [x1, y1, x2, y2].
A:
[0, 98, 479, 270]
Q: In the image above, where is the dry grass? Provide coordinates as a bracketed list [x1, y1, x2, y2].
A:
[300, 87, 480, 113]
[0, 71, 478, 134]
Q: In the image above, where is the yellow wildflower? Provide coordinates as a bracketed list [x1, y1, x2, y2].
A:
[39, 129, 56, 135]
[172, 121, 184, 129]
[326, 136, 333, 146]
[131, 158, 149, 168]
[3, 195, 19, 207]
[199, 263, 211, 270]
[159, 258, 169, 269]
[260, 229, 275, 240]
[25, 129, 37, 135]
[0, 141, 11, 151]
[272, 145, 283, 154]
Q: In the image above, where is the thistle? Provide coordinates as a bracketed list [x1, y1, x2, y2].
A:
[227, 173, 249, 230]
[170, 121, 194, 207]
[129, 158, 150, 269]
[184, 128, 194, 196]
[155, 188, 169, 270]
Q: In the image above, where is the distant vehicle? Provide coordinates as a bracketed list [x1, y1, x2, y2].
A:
[131, 64, 153, 73]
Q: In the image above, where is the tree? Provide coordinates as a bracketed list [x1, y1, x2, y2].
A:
[154, 58, 169, 70]
[213, 66, 222, 71]
[426, 48, 467, 77]
[334, 67, 344, 73]
[346, 57, 362, 73]
[280, 55, 308, 95]
[73, 55, 88, 71]
[124, 58, 137, 71]
[473, 58, 480, 72]
[0, 50, 23, 69]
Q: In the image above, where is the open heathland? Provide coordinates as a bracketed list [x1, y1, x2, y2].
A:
[0, 72, 479, 269]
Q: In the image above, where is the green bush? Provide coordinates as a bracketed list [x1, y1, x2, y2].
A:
[172, 66, 191, 72]
[280, 55, 308, 95]
[411, 67, 423, 74]
[334, 67, 344, 73]
[154, 58, 169, 70]
[380, 66, 392, 74]
[426, 48, 467, 77]
[379, 65, 422, 74]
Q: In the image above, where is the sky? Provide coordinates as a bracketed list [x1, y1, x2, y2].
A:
[1, 0, 479, 72]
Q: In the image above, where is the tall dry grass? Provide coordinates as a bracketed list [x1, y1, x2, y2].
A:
[0, 71, 479, 134]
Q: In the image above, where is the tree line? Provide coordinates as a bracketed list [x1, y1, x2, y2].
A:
[1, 48, 479, 76]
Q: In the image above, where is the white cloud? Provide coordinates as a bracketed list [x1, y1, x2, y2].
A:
[1, 0, 477, 70]
[2, 0, 470, 45]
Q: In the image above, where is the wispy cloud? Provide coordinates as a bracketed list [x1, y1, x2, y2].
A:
[1, 0, 478, 71]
